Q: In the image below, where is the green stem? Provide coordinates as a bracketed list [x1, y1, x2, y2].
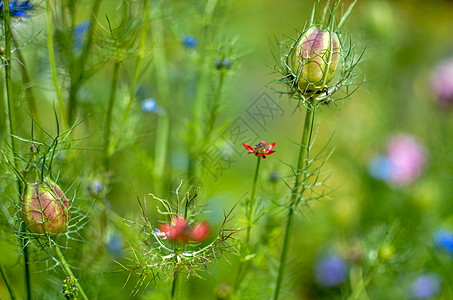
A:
[103, 60, 121, 170]
[273, 104, 314, 300]
[245, 156, 261, 245]
[171, 268, 179, 298]
[11, 34, 39, 123]
[110, 0, 150, 152]
[68, 0, 102, 124]
[150, 0, 170, 195]
[4, 2, 31, 299]
[4, 0, 16, 157]
[45, 0, 68, 130]
[22, 233, 31, 300]
[234, 156, 261, 290]
[0, 264, 16, 300]
[54, 246, 88, 300]
[188, 0, 219, 180]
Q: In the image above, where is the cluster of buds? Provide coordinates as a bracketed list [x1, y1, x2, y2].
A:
[22, 179, 71, 234]
[158, 216, 210, 243]
[62, 276, 79, 299]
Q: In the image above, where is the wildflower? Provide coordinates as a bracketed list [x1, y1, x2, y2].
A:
[387, 134, 426, 184]
[433, 229, 453, 252]
[62, 276, 79, 300]
[0, 0, 34, 18]
[158, 216, 210, 243]
[314, 254, 348, 287]
[368, 155, 392, 181]
[288, 27, 340, 92]
[215, 57, 233, 70]
[107, 234, 123, 259]
[88, 179, 103, 195]
[215, 283, 232, 300]
[270, 171, 280, 183]
[410, 273, 442, 300]
[182, 35, 197, 49]
[141, 98, 164, 114]
[369, 134, 426, 185]
[242, 141, 276, 159]
[73, 21, 91, 49]
[431, 58, 453, 107]
[22, 179, 71, 234]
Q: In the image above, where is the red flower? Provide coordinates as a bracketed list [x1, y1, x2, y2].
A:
[242, 141, 276, 159]
[158, 216, 210, 243]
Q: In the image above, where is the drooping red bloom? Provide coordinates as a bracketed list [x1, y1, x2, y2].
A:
[158, 216, 210, 243]
[242, 141, 276, 159]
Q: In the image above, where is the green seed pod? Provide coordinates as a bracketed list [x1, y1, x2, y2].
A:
[22, 179, 71, 234]
[289, 26, 340, 92]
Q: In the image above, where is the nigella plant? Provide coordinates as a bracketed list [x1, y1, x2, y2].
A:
[272, 0, 364, 107]
[271, 1, 364, 299]
[121, 183, 237, 297]
[0, 118, 90, 299]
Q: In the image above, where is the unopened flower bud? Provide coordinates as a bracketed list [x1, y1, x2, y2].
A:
[289, 27, 340, 92]
[22, 179, 71, 234]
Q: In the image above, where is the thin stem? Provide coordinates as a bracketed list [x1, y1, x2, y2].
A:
[273, 103, 314, 300]
[54, 246, 89, 300]
[111, 0, 150, 152]
[68, 0, 102, 124]
[4, 2, 31, 299]
[45, 0, 68, 130]
[4, 0, 16, 157]
[171, 268, 179, 298]
[245, 156, 261, 245]
[11, 34, 39, 123]
[103, 60, 121, 170]
[234, 156, 262, 290]
[150, 0, 170, 195]
[188, 0, 219, 180]
[0, 264, 16, 300]
[22, 232, 32, 300]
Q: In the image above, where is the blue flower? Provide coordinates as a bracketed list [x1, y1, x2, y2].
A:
[215, 57, 233, 70]
[411, 274, 441, 299]
[368, 155, 391, 181]
[141, 98, 163, 114]
[182, 35, 197, 49]
[73, 21, 91, 48]
[1, 1, 34, 18]
[107, 234, 123, 259]
[314, 254, 348, 287]
[433, 229, 453, 252]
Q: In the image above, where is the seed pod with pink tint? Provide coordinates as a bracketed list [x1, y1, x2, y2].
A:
[22, 179, 71, 234]
[289, 27, 340, 92]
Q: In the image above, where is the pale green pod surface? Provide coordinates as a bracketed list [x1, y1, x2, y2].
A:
[289, 27, 340, 92]
[22, 179, 71, 234]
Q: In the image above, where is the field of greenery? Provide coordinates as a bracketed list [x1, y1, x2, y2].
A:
[1, 0, 453, 299]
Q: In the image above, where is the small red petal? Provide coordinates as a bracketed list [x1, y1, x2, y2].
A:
[266, 150, 276, 155]
[267, 143, 276, 151]
[256, 153, 266, 156]
[190, 222, 210, 242]
[259, 141, 268, 147]
[242, 143, 255, 153]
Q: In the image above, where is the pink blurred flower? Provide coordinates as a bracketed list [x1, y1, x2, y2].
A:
[432, 58, 453, 107]
[387, 134, 426, 184]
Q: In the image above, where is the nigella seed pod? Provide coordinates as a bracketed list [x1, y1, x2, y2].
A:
[289, 27, 340, 92]
[22, 179, 71, 234]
